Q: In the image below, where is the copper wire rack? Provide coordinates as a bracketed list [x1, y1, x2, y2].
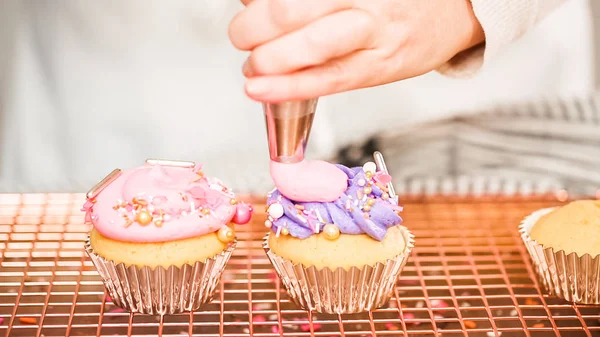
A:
[1, 193, 599, 337]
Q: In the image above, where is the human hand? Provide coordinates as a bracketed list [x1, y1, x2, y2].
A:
[229, 0, 484, 102]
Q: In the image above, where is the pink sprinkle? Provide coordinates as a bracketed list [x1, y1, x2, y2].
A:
[0, 317, 4, 325]
[402, 313, 420, 325]
[385, 322, 399, 331]
[430, 299, 449, 310]
[268, 272, 278, 282]
[104, 294, 113, 303]
[374, 173, 392, 184]
[300, 323, 322, 332]
[253, 315, 266, 323]
[109, 308, 125, 314]
[271, 326, 279, 333]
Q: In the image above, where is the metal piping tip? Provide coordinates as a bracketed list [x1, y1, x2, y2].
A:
[264, 99, 318, 163]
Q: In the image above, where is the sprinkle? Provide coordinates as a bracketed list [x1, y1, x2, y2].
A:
[19, 317, 37, 325]
[0, 317, 4, 325]
[385, 322, 399, 331]
[532, 323, 544, 328]
[104, 294, 113, 303]
[402, 313, 418, 325]
[362, 161, 377, 174]
[416, 301, 425, 308]
[124, 220, 133, 228]
[315, 209, 325, 223]
[488, 333, 502, 337]
[264, 220, 272, 228]
[269, 314, 278, 320]
[281, 227, 289, 236]
[300, 322, 322, 332]
[363, 213, 369, 219]
[315, 222, 321, 234]
[190, 201, 196, 212]
[525, 298, 539, 305]
[271, 326, 279, 333]
[276, 226, 282, 238]
[363, 187, 372, 194]
[464, 320, 477, 329]
[510, 309, 518, 316]
[430, 299, 449, 310]
[357, 178, 366, 186]
[242, 328, 250, 334]
[253, 315, 266, 323]
[295, 205, 305, 210]
[109, 308, 125, 314]
[357, 190, 364, 200]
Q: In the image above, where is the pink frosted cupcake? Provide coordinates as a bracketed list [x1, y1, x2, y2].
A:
[83, 159, 252, 314]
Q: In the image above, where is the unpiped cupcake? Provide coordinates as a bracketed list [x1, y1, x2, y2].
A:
[520, 200, 600, 304]
[83, 159, 253, 314]
[263, 160, 414, 314]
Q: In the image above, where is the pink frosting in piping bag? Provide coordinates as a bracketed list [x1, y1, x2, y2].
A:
[269, 160, 348, 202]
[83, 164, 251, 243]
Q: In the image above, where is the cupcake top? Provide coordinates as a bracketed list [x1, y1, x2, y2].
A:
[82, 160, 252, 243]
[266, 161, 403, 241]
[530, 200, 600, 256]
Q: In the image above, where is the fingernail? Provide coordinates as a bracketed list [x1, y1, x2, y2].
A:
[246, 78, 271, 95]
[242, 59, 252, 77]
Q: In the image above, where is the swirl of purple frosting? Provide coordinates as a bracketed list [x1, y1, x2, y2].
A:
[266, 164, 403, 241]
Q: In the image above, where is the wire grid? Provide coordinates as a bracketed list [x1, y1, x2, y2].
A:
[0, 193, 599, 337]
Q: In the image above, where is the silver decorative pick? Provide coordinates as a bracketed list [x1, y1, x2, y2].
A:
[145, 159, 195, 168]
[86, 168, 122, 199]
[373, 151, 396, 199]
[264, 99, 318, 163]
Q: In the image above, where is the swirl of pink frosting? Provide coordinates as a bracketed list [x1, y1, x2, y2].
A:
[83, 163, 251, 243]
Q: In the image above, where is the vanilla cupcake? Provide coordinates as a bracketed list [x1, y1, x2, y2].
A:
[263, 160, 413, 314]
[83, 159, 252, 314]
[520, 200, 600, 304]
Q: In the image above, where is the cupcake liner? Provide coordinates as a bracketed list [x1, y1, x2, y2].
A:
[85, 236, 236, 315]
[520, 208, 600, 304]
[263, 226, 414, 314]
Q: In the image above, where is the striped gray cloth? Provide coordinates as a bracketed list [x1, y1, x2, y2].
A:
[334, 93, 600, 197]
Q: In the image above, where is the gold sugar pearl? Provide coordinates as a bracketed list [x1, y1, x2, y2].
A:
[322, 224, 340, 241]
[264, 220, 272, 228]
[363, 205, 371, 212]
[202, 208, 211, 215]
[367, 198, 376, 206]
[363, 212, 370, 219]
[229, 198, 238, 205]
[217, 226, 235, 243]
[135, 211, 153, 226]
[363, 187, 372, 195]
[382, 193, 389, 200]
[365, 171, 373, 179]
[154, 220, 163, 227]
[281, 227, 289, 236]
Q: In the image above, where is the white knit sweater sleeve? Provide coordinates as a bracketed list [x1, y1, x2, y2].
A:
[438, 0, 567, 77]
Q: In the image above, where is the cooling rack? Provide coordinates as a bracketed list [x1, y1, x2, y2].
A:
[1, 193, 599, 337]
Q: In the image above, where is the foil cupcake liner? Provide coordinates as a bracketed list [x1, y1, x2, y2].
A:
[263, 226, 415, 314]
[520, 208, 600, 304]
[84, 236, 236, 314]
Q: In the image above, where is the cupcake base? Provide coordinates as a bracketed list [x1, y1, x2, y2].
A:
[85, 236, 236, 315]
[263, 226, 414, 314]
[520, 208, 600, 304]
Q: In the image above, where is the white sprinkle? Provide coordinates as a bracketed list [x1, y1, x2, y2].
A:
[510, 309, 518, 316]
[315, 222, 321, 233]
[362, 195, 368, 202]
[268, 314, 278, 321]
[416, 301, 425, 308]
[189, 201, 195, 212]
[357, 179, 366, 187]
[242, 328, 249, 334]
[276, 226, 282, 238]
[315, 209, 325, 223]
[298, 216, 307, 224]
[487, 332, 501, 337]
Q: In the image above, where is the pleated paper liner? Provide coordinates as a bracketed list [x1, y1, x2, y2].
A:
[84, 236, 236, 315]
[263, 226, 415, 314]
[520, 208, 600, 304]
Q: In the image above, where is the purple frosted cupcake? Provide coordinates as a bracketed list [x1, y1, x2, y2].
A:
[263, 160, 414, 314]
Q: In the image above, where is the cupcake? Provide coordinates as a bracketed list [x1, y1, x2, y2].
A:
[263, 158, 414, 314]
[520, 200, 600, 304]
[82, 159, 253, 314]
